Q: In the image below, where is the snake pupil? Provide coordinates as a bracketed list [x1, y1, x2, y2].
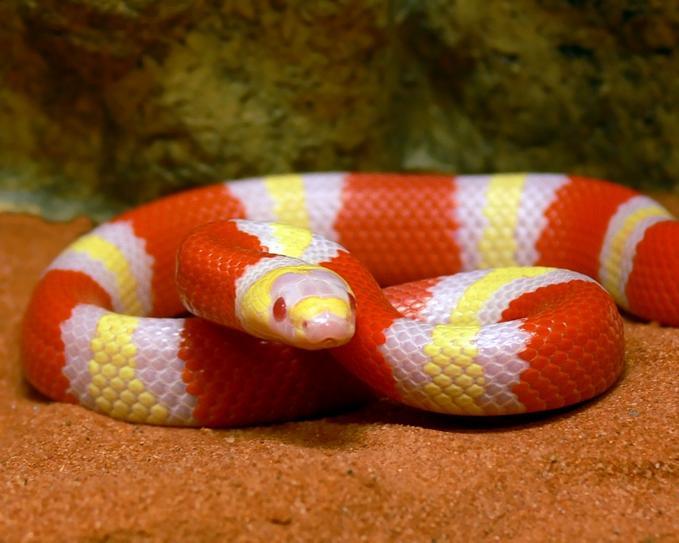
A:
[273, 297, 287, 321]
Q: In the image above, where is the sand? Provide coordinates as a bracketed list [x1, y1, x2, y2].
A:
[0, 210, 677, 542]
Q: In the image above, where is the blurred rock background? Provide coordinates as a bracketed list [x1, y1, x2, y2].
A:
[0, 0, 677, 219]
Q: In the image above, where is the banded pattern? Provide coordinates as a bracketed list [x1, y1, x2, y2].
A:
[21, 172, 678, 426]
[381, 268, 610, 414]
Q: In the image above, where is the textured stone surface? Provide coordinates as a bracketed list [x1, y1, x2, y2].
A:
[0, 0, 677, 218]
[396, 0, 679, 187]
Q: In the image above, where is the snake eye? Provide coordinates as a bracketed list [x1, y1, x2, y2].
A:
[273, 297, 287, 321]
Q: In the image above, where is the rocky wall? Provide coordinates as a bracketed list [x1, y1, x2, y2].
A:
[0, 0, 677, 218]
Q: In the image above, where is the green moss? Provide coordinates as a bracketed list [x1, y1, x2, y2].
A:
[395, 0, 679, 189]
[0, 0, 677, 219]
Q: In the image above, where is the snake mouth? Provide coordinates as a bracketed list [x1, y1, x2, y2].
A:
[287, 290, 356, 349]
[299, 312, 356, 349]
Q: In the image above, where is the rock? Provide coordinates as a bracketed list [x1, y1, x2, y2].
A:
[0, 0, 676, 219]
[396, 1, 679, 189]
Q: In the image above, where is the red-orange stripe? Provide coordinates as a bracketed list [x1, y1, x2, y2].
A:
[176, 221, 267, 329]
[335, 173, 461, 286]
[179, 318, 371, 427]
[536, 176, 636, 279]
[502, 281, 624, 412]
[21, 269, 112, 401]
[625, 221, 679, 325]
[119, 184, 246, 316]
[383, 277, 440, 319]
[326, 250, 402, 399]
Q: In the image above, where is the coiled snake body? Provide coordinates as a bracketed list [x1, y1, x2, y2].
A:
[22, 173, 679, 426]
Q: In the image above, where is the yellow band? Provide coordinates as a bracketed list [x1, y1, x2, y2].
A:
[478, 174, 527, 268]
[71, 234, 142, 315]
[87, 313, 168, 424]
[265, 174, 311, 229]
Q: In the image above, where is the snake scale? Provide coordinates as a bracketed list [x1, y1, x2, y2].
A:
[22, 173, 678, 426]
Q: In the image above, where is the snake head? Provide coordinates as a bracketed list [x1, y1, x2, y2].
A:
[240, 265, 357, 349]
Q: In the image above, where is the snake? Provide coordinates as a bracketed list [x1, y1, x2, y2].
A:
[21, 173, 678, 426]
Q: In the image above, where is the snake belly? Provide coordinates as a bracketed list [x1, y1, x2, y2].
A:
[21, 173, 678, 426]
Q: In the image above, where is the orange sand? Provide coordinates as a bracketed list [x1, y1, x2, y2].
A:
[0, 210, 677, 542]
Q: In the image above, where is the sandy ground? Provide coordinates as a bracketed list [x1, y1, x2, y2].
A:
[0, 208, 677, 543]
